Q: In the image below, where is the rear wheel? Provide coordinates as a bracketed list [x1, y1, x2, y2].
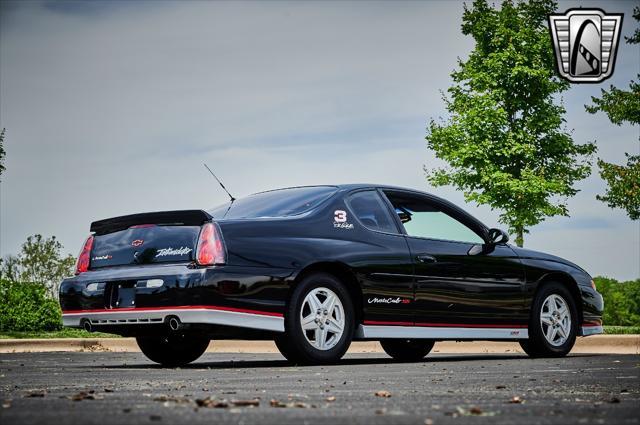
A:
[380, 339, 435, 362]
[281, 273, 354, 365]
[274, 335, 302, 363]
[520, 282, 578, 358]
[136, 335, 210, 367]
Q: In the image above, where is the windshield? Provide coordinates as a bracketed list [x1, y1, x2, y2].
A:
[209, 186, 338, 219]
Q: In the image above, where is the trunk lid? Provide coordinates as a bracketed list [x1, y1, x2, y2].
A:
[88, 210, 211, 269]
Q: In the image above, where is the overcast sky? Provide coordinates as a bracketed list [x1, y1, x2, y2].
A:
[1, 0, 638, 280]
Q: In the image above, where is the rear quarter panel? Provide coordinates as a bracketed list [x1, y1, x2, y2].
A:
[216, 190, 414, 323]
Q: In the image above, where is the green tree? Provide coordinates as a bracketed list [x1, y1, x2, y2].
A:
[425, 0, 596, 247]
[1, 235, 76, 299]
[0, 128, 6, 179]
[585, 7, 640, 220]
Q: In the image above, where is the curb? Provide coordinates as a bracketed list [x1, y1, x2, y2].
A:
[1, 335, 638, 354]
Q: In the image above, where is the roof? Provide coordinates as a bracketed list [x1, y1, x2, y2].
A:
[250, 183, 432, 196]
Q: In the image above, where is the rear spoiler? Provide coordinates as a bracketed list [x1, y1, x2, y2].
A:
[90, 210, 213, 235]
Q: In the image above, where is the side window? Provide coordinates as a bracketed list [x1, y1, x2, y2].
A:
[348, 191, 398, 234]
[384, 192, 484, 244]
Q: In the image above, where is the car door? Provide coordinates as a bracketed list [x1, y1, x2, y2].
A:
[344, 189, 414, 326]
[381, 190, 527, 328]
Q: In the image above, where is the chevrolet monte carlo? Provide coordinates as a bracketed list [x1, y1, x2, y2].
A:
[59, 185, 604, 365]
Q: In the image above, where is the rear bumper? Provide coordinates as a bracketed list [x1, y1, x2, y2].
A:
[62, 305, 284, 332]
[581, 324, 603, 336]
[59, 263, 291, 334]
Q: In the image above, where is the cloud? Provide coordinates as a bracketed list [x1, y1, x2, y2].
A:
[1, 0, 638, 280]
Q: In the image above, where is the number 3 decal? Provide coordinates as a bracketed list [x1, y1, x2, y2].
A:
[334, 210, 347, 223]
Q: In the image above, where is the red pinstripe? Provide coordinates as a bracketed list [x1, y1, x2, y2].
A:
[363, 320, 527, 328]
[62, 305, 283, 318]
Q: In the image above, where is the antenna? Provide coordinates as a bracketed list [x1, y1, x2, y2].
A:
[203, 163, 236, 202]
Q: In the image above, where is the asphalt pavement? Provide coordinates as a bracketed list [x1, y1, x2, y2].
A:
[0, 351, 638, 424]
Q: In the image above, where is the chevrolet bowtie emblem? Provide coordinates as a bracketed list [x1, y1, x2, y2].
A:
[548, 8, 623, 83]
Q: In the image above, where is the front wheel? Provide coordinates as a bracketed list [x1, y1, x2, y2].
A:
[136, 335, 210, 367]
[279, 273, 355, 365]
[520, 282, 578, 358]
[380, 339, 435, 362]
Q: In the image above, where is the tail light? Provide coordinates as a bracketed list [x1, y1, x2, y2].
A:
[196, 222, 226, 266]
[75, 235, 94, 275]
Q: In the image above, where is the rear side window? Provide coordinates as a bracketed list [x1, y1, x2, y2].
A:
[209, 186, 337, 219]
[348, 190, 398, 234]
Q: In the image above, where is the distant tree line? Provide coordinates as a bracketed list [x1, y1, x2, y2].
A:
[593, 277, 640, 327]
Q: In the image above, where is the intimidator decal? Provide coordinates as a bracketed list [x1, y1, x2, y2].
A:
[155, 247, 192, 257]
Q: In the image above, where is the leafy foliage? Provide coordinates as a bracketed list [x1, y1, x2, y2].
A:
[0, 234, 76, 332]
[593, 276, 640, 326]
[0, 128, 5, 179]
[0, 279, 62, 332]
[425, 0, 596, 247]
[595, 155, 640, 220]
[585, 7, 640, 220]
[626, 6, 640, 44]
[603, 326, 640, 335]
[586, 81, 640, 126]
[1, 235, 76, 299]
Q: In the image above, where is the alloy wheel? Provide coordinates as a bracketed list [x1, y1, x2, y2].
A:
[540, 294, 571, 347]
[300, 287, 345, 350]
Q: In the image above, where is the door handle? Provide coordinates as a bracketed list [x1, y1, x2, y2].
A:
[416, 254, 437, 263]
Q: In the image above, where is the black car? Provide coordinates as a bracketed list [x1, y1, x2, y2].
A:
[59, 184, 604, 366]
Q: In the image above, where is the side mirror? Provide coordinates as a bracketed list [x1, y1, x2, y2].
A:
[488, 228, 509, 245]
[468, 228, 510, 256]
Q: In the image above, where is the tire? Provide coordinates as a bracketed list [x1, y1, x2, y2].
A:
[136, 335, 210, 367]
[380, 339, 435, 362]
[282, 273, 355, 365]
[520, 282, 578, 358]
[274, 335, 302, 363]
[518, 339, 539, 357]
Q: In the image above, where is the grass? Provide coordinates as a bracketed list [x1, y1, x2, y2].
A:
[0, 329, 120, 339]
[603, 326, 640, 335]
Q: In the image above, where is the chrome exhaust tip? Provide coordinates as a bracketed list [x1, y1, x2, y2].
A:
[168, 317, 181, 331]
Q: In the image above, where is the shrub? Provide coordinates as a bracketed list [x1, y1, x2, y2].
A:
[1, 234, 76, 299]
[593, 276, 640, 326]
[0, 279, 62, 332]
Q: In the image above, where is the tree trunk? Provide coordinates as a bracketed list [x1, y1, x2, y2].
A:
[515, 226, 524, 247]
